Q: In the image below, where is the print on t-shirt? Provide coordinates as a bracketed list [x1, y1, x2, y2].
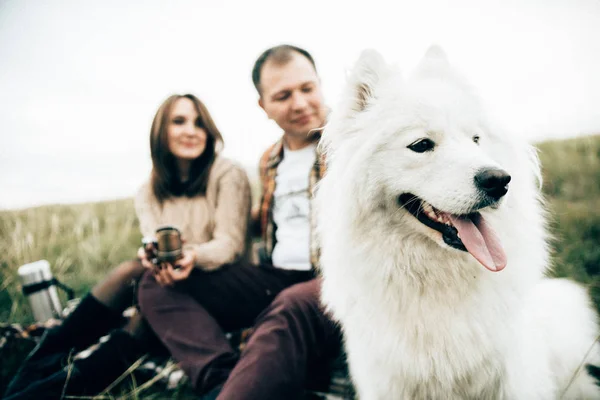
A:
[275, 188, 309, 222]
[271, 144, 316, 271]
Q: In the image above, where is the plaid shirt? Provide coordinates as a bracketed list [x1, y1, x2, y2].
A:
[257, 136, 326, 269]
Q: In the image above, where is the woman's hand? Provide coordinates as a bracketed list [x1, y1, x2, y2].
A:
[171, 249, 195, 281]
[137, 246, 155, 270]
[153, 263, 174, 286]
[153, 249, 196, 286]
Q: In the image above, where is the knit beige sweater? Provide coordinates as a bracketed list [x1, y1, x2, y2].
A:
[134, 157, 251, 271]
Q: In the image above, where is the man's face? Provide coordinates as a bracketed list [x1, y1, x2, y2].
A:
[258, 52, 327, 140]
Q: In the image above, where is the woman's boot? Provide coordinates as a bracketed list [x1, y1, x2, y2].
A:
[3, 293, 124, 397]
[3, 329, 146, 400]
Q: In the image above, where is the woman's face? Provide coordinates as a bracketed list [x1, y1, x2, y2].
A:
[167, 97, 208, 161]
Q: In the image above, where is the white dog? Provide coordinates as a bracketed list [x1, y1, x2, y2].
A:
[316, 46, 600, 399]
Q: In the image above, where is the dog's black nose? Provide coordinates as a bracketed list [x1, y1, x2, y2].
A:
[474, 168, 511, 200]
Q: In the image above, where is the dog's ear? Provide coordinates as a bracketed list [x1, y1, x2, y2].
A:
[414, 44, 454, 80]
[423, 44, 450, 64]
[349, 49, 388, 113]
[413, 44, 476, 98]
[321, 49, 389, 153]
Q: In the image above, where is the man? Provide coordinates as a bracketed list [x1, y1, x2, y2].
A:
[138, 45, 340, 400]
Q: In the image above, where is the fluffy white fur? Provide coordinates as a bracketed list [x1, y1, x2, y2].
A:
[316, 46, 600, 399]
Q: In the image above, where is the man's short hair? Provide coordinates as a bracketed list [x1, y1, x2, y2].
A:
[252, 44, 317, 96]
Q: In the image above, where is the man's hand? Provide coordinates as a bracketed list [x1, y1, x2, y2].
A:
[153, 249, 196, 286]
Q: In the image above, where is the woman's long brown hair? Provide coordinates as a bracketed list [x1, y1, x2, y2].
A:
[150, 94, 224, 203]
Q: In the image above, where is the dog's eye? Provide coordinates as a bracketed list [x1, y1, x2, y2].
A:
[408, 138, 435, 153]
[473, 135, 480, 144]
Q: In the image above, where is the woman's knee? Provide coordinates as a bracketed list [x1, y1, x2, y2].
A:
[116, 259, 145, 280]
[137, 270, 166, 310]
[91, 259, 144, 304]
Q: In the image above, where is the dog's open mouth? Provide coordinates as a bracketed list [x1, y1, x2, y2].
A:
[398, 194, 507, 272]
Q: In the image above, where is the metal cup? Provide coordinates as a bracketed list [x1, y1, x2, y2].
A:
[155, 226, 183, 263]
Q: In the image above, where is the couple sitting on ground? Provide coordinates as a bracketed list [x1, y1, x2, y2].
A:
[4, 44, 343, 400]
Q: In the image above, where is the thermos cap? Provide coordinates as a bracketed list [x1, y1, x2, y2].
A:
[18, 260, 52, 282]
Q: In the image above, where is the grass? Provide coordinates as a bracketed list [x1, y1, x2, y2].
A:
[0, 133, 598, 397]
[0, 199, 142, 324]
[537, 135, 600, 283]
[536, 134, 600, 309]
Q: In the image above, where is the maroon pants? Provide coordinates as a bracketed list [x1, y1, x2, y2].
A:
[137, 263, 341, 399]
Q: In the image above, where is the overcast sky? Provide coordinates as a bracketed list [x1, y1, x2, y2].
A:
[1, 0, 599, 210]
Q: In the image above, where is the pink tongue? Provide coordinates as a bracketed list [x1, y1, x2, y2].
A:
[446, 213, 507, 272]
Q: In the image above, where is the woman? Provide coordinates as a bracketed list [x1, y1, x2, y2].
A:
[4, 94, 251, 399]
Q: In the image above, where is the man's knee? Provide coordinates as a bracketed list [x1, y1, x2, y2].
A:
[269, 279, 322, 316]
[255, 278, 339, 353]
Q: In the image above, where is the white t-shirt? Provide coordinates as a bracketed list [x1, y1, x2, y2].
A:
[271, 143, 316, 271]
